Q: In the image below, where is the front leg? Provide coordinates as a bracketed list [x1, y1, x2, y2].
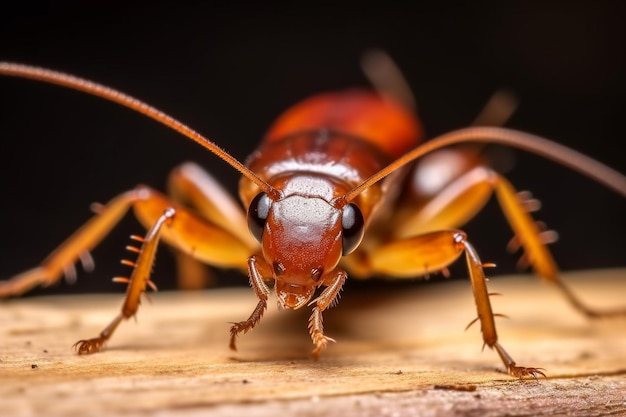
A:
[229, 255, 272, 351]
[308, 269, 347, 358]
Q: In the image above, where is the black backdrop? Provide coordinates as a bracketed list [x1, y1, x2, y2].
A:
[1, 2, 624, 294]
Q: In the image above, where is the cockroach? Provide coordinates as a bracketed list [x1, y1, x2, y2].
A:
[1, 53, 625, 379]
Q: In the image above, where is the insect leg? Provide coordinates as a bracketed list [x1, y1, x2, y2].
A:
[75, 187, 251, 354]
[460, 236, 545, 379]
[166, 162, 257, 289]
[379, 162, 625, 318]
[74, 208, 174, 354]
[131, 186, 251, 269]
[1, 183, 252, 298]
[229, 255, 272, 351]
[308, 269, 347, 358]
[167, 162, 256, 248]
[359, 230, 467, 277]
[0, 190, 142, 296]
[357, 229, 545, 378]
[493, 176, 626, 317]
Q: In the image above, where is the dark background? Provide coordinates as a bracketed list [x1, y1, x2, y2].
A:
[1, 2, 624, 295]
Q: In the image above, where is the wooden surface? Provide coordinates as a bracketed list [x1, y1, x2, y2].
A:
[1, 268, 625, 416]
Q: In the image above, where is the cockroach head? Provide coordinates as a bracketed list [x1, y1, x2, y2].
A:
[246, 189, 364, 309]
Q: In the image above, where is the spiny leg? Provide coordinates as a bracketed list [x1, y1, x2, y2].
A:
[459, 234, 545, 379]
[0, 190, 142, 296]
[229, 255, 272, 351]
[308, 269, 347, 358]
[74, 208, 175, 354]
[382, 160, 625, 319]
[0, 179, 253, 353]
[494, 176, 626, 318]
[359, 229, 545, 378]
[1, 181, 252, 297]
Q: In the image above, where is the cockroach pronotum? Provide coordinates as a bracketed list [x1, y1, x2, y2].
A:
[1, 52, 625, 379]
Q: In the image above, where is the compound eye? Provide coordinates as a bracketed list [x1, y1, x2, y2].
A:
[341, 203, 364, 255]
[247, 192, 271, 242]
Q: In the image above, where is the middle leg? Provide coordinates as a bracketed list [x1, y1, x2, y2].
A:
[361, 229, 545, 378]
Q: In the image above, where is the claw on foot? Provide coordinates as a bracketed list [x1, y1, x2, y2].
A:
[509, 365, 546, 380]
[228, 299, 268, 351]
[229, 327, 240, 351]
[311, 334, 336, 359]
[229, 322, 250, 351]
[73, 337, 106, 355]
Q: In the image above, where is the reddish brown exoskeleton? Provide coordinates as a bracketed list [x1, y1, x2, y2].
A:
[1, 53, 625, 379]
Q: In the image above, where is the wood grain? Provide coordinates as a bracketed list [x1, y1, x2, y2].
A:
[1, 269, 625, 416]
